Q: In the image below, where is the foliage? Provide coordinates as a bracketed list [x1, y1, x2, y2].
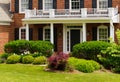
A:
[33, 56, 47, 65]
[72, 41, 110, 61]
[0, 53, 12, 60]
[22, 56, 34, 64]
[4, 40, 53, 57]
[99, 43, 120, 73]
[116, 29, 120, 44]
[6, 55, 21, 64]
[67, 57, 101, 73]
[48, 52, 69, 70]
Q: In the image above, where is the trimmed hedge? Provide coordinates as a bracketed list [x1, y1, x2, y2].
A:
[22, 56, 34, 64]
[67, 57, 101, 73]
[33, 56, 47, 65]
[72, 41, 110, 61]
[6, 55, 21, 64]
[4, 40, 53, 57]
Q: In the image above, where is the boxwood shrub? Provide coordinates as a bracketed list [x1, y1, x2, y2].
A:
[4, 40, 53, 57]
[33, 56, 47, 65]
[67, 57, 101, 73]
[22, 56, 34, 64]
[72, 41, 110, 61]
[6, 55, 21, 64]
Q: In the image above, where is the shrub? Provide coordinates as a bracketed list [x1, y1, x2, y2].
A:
[4, 40, 29, 54]
[4, 40, 53, 57]
[48, 52, 69, 70]
[33, 56, 47, 65]
[6, 55, 21, 64]
[67, 57, 101, 73]
[22, 56, 34, 64]
[0, 53, 11, 60]
[72, 41, 110, 61]
[29, 41, 53, 57]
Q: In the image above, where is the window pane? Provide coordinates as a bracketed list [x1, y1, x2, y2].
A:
[44, 28, 50, 41]
[99, 28, 108, 42]
[71, 0, 80, 10]
[21, 0, 29, 12]
[21, 29, 26, 40]
[44, 0, 53, 10]
[99, 0, 108, 10]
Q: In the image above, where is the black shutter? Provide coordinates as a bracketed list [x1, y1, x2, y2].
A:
[15, 0, 19, 13]
[65, 0, 69, 9]
[80, 0, 84, 8]
[92, 27, 97, 40]
[92, 0, 97, 8]
[14, 28, 19, 40]
[108, 0, 112, 7]
[38, 28, 43, 40]
[29, 28, 33, 40]
[53, 0, 57, 9]
[29, 0, 32, 9]
[54, 27, 57, 52]
[38, 0, 43, 9]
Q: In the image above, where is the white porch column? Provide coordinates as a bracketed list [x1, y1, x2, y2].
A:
[26, 24, 29, 40]
[50, 23, 54, 44]
[110, 20, 115, 42]
[83, 23, 87, 42]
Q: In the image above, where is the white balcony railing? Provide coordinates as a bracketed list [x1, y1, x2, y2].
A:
[25, 8, 118, 19]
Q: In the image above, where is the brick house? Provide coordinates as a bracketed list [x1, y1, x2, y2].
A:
[0, 0, 120, 53]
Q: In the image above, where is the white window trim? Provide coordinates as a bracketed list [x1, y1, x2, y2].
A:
[97, 0, 108, 11]
[97, 25, 108, 41]
[43, 26, 50, 41]
[69, 0, 80, 12]
[64, 25, 82, 52]
[19, 0, 29, 13]
[19, 27, 26, 40]
[43, 0, 53, 12]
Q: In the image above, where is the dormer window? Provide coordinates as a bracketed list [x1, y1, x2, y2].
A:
[97, 0, 108, 10]
[43, 0, 53, 11]
[20, 0, 29, 13]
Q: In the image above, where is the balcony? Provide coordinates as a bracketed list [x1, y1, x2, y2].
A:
[24, 8, 119, 23]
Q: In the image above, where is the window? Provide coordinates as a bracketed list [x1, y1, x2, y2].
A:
[70, 0, 80, 10]
[97, 0, 108, 10]
[97, 25, 108, 42]
[19, 27, 26, 40]
[43, 0, 53, 11]
[43, 26, 50, 41]
[20, 0, 29, 13]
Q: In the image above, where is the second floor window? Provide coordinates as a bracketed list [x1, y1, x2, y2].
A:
[43, 0, 53, 11]
[20, 0, 29, 13]
[97, 0, 108, 10]
[70, 0, 80, 10]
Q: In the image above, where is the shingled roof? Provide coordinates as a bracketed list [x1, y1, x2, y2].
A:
[0, 0, 12, 25]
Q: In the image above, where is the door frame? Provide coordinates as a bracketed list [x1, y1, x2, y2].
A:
[63, 25, 82, 53]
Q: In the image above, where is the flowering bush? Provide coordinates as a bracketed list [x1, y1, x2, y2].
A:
[48, 52, 69, 70]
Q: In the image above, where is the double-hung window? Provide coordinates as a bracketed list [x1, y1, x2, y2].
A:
[70, 0, 80, 11]
[97, 0, 108, 10]
[43, 0, 53, 11]
[20, 0, 29, 13]
[97, 25, 108, 42]
[43, 26, 50, 41]
[19, 27, 26, 40]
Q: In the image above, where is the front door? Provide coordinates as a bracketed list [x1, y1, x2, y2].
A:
[65, 26, 81, 52]
[70, 30, 80, 51]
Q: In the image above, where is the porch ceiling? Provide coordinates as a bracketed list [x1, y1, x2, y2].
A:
[22, 17, 111, 24]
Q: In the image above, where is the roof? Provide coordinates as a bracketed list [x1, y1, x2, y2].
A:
[0, 0, 12, 25]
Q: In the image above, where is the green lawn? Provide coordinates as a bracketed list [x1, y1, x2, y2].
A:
[0, 64, 120, 82]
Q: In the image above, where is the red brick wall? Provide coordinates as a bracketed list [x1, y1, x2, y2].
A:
[0, 25, 14, 53]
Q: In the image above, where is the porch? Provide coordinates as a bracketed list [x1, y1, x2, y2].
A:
[20, 23, 114, 53]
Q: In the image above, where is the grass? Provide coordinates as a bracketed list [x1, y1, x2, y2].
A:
[0, 64, 120, 82]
